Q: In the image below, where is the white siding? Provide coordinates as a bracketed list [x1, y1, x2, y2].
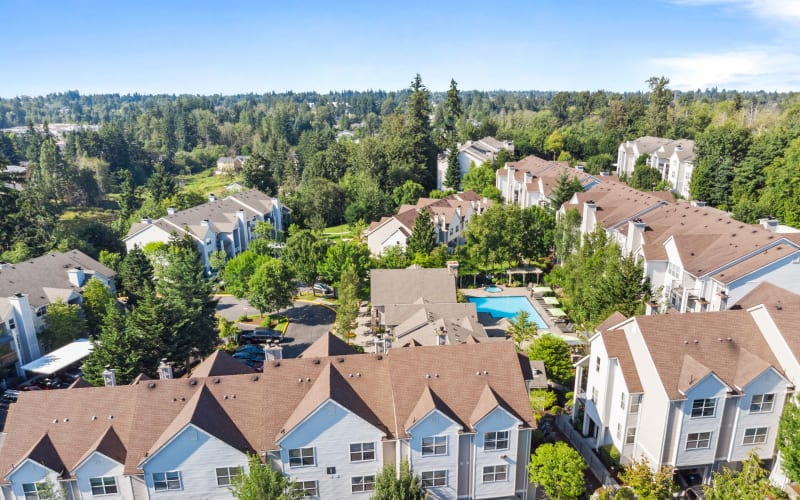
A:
[123, 225, 173, 253]
[73, 452, 133, 500]
[674, 375, 727, 467]
[408, 410, 461, 500]
[279, 400, 385, 499]
[141, 425, 247, 499]
[367, 220, 407, 256]
[472, 408, 520, 499]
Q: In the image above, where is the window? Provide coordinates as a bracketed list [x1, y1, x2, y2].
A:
[293, 480, 318, 496]
[620, 392, 626, 410]
[595, 357, 601, 372]
[351, 475, 376, 493]
[215, 466, 243, 487]
[90, 476, 118, 495]
[22, 482, 48, 500]
[350, 442, 375, 462]
[630, 394, 642, 414]
[36, 306, 47, 317]
[484, 431, 509, 451]
[750, 394, 775, 413]
[421, 436, 447, 456]
[626, 427, 637, 445]
[482, 465, 508, 483]
[616, 423, 622, 440]
[743, 427, 768, 445]
[7, 318, 15, 330]
[152, 471, 182, 491]
[421, 470, 447, 487]
[591, 387, 598, 404]
[289, 447, 316, 468]
[686, 432, 712, 450]
[691, 398, 716, 418]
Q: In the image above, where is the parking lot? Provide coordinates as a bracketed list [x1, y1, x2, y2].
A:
[215, 295, 336, 358]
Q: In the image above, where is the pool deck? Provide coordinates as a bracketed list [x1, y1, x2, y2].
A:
[462, 286, 585, 346]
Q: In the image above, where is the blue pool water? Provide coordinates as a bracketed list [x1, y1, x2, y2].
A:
[485, 285, 502, 293]
[469, 296, 548, 328]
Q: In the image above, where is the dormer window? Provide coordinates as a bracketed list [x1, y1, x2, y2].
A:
[691, 398, 716, 418]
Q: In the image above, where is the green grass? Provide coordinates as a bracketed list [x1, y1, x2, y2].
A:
[322, 223, 356, 242]
[179, 168, 240, 196]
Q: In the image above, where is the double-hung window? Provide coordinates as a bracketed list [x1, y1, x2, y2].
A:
[630, 394, 642, 414]
[620, 392, 626, 410]
[351, 475, 376, 493]
[484, 431, 509, 451]
[293, 480, 318, 496]
[743, 427, 768, 445]
[215, 466, 243, 487]
[421, 470, 447, 487]
[90, 476, 119, 495]
[289, 447, 316, 468]
[686, 432, 711, 450]
[350, 442, 375, 462]
[421, 436, 447, 456]
[482, 465, 508, 483]
[22, 482, 48, 500]
[625, 427, 637, 445]
[691, 398, 716, 418]
[152, 471, 182, 491]
[750, 394, 775, 413]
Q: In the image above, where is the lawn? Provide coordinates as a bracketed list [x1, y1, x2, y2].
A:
[322, 223, 356, 242]
[179, 168, 240, 197]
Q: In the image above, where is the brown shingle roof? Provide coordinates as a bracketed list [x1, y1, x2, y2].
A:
[736, 283, 800, 361]
[600, 329, 643, 393]
[371, 268, 457, 306]
[404, 386, 461, 432]
[299, 332, 358, 358]
[190, 350, 254, 378]
[595, 312, 628, 333]
[73, 425, 126, 470]
[21, 434, 68, 478]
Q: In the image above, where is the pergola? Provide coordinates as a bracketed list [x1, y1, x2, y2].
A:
[505, 266, 543, 286]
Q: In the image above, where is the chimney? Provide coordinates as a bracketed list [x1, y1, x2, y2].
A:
[208, 194, 218, 203]
[102, 366, 117, 387]
[446, 260, 459, 277]
[676, 144, 683, 151]
[167, 207, 176, 215]
[158, 359, 173, 380]
[200, 219, 210, 227]
[718, 290, 729, 310]
[575, 165, 585, 172]
[264, 344, 283, 361]
[67, 267, 85, 288]
[626, 219, 646, 255]
[8, 293, 39, 362]
[524, 172, 533, 184]
[140, 218, 152, 225]
[759, 218, 779, 232]
[690, 200, 707, 208]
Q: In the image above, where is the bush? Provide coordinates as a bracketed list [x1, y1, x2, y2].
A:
[598, 444, 621, 469]
[551, 405, 563, 415]
[237, 314, 250, 322]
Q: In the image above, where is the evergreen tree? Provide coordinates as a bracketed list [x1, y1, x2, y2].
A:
[645, 76, 673, 137]
[283, 229, 328, 287]
[116, 170, 138, 220]
[82, 277, 114, 336]
[83, 299, 140, 386]
[118, 246, 154, 306]
[778, 394, 800, 483]
[147, 163, 176, 202]
[406, 209, 437, 257]
[444, 78, 462, 135]
[444, 138, 461, 191]
[241, 153, 277, 195]
[407, 74, 438, 190]
[372, 461, 425, 500]
[508, 311, 537, 348]
[550, 172, 584, 209]
[334, 264, 359, 338]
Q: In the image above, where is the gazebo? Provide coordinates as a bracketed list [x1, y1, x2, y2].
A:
[505, 266, 543, 286]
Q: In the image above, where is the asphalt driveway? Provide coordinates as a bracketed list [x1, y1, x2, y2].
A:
[214, 296, 336, 358]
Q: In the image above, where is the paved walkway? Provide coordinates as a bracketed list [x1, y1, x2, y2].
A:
[554, 414, 618, 490]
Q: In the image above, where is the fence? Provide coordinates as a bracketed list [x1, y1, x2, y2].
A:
[555, 414, 619, 489]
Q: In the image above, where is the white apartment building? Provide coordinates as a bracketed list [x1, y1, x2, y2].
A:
[496, 155, 601, 209]
[436, 137, 514, 190]
[617, 137, 695, 198]
[123, 190, 287, 274]
[0, 340, 536, 499]
[575, 285, 800, 486]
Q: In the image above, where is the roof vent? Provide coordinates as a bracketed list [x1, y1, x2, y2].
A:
[252, 375, 260, 381]
[683, 340, 689, 344]
[273, 361, 280, 367]
[213, 378, 221, 384]
[426, 374, 431, 379]
[189, 379, 198, 386]
[223, 395, 228, 400]
[349, 373, 354, 378]
[313, 359, 320, 364]
[376, 355, 383, 360]
[776, 301, 783, 310]
[356, 373, 361, 377]
[147, 382, 156, 389]
[108, 415, 114, 420]
[306, 377, 311, 382]
[298, 378, 303, 383]
[337, 357, 345, 363]
[52, 419, 58, 423]
[476, 371, 481, 375]
[693, 340, 700, 344]
[91, 416, 97, 420]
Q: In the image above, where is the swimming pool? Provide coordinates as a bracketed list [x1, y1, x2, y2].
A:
[469, 296, 548, 329]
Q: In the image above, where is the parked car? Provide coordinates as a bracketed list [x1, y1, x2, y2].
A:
[239, 328, 283, 344]
[313, 282, 334, 295]
[232, 350, 266, 363]
[1, 390, 21, 405]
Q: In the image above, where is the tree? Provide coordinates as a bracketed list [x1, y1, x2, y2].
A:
[372, 460, 425, 500]
[82, 299, 141, 386]
[283, 229, 328, 287]
[82, 278, 114, 335]
[528, 334, 573, 385]
[508, 311, 537, 348]
[116, 170, 138, 220]
[462, 161, 496, 195]
[528, 442, 587, 500]
[241, 153, 277, 195]
[645, 76, 673, 137]
[628, 163, 662, 191]
[530, 389, 557, 412]
[392, 180, 425, 207]
[334, 264, 360, 338]
[373, 244, 409, 269]
[443, 78, 463, 135]
[222, 251, 265, 298]
[118, 246, 154, 306]
[209, 250, 227, 273]
[247, 257, 294, 316]
[545, 130, 564, 160]
[317, 240, 372, 288]
[147, 163, 176, 202]
[585, 153, 613, 175]
[406, 74, 438, 190]
[550, 172, 583, 209]
[704, 450, 781, 499]
[444, 139, 462, 191]
[231, 453, 300, 500]
[40, 299, 85, 350]
[778, 394, 800, 483]
[406, 210, 437, 257]
[618, 458, 677, 500]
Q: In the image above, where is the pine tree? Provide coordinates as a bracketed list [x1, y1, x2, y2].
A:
[407, 74, 438, 191]
[550, 171, 584, 209]
[444, 78, 463, 134]
[118, 246, 154, 306]
[444, 138, 461, 191]
[82, 277, 114, 336]
[83, 299, 140, 386]
[147, 163, 176, 202]
[406, 209, 437, 257]
[334, 264, 359, 338]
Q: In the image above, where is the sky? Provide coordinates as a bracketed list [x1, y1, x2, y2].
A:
[2, 0, 800, 97]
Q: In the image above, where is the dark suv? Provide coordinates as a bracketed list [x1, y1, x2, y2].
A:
[239, 328, 283, 344]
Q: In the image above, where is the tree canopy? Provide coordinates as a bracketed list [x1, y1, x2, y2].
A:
[528, 442, 587, 500]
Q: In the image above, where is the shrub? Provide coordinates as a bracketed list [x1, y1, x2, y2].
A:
[551, 405, 563, 415]
[598, 444, 621, 469]
[237, 314, 250, 322]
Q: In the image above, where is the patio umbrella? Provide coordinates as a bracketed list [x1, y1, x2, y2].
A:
[547, 307, 567, 317]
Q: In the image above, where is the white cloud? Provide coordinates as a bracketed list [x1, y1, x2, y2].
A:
[670, 0, 800, 22]
[652, 50, 800, 90]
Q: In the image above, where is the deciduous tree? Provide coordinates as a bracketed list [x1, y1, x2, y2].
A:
[527, 334, 573, 385]
[231, 453, 300, 500]
[372, 460, 425, 500]
[82, 278, 114, 335]
[528, 442, 586, 500]
[508, 311, 538, 348]
[40, 299, 85, 350]
[778, 394, 800, 483]
[618, 458, 677, 500]
[247, 257, 294, 316]
[704, 450, 781, 499]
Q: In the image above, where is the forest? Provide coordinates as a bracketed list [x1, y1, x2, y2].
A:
[1, 76, 800, 265]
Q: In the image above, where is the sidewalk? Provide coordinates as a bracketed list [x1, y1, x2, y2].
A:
[554, 414, 618, 490]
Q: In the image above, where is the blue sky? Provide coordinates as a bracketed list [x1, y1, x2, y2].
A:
[2, 0, 799, 96]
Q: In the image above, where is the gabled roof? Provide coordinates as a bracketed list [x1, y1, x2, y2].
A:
[404, 386, 461, 432]
[130, 373, 152, 384]
[67, 377, 93, 389]
[299, 332, 357, 358]
[73, 426, 126, 471]
[145, 385, 249, 461]
[191, 350, 254, 378]
[595, 312, 628, 333]
[11, 433, 67, 479]
[371, 268, 457, 307]
[600, 329, 643, 393]
[277, 363, 384, 440]
[470, 384, 505, 426]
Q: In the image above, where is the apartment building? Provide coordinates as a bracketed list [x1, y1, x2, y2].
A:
[436, 137, 514, 190]
[616, 137, 695, 198]
[495, 155, 602, 209]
